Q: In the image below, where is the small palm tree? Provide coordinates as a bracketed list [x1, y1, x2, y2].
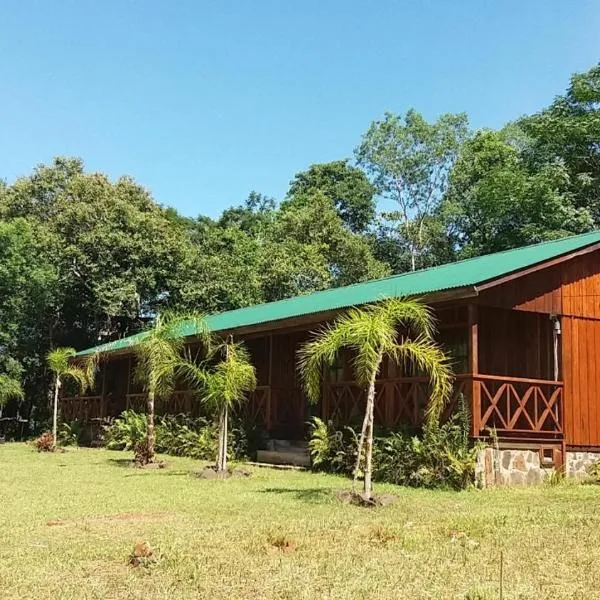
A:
[133, 312, 209, 464]
[47, 348, 98, 449]
[0, 374, 24, 410]
[181, 338, 257, 473]
[298, 298, 453, 501]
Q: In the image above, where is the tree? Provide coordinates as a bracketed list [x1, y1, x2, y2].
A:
[0, 375, 23, 409]
[298, 298, 452, 501]
[443, 129, 593, 257]
[286, 161, 377, 233]
[356, 110, 468, 271]
[46, 348, 97, 448]
[183, 339, 257, 473]
[519, 63, 600, 221]
[133, 313, 209, 464]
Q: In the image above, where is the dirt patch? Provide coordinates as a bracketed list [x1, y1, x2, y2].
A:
[267, 535, 297, 554]
[194, 466, 252, 480]
[134, 460, 167, 469]
[335, 490, 397, 507]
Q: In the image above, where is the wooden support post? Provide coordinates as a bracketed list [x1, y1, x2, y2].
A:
[100, 362, 107, 418]
[468, 303, 481, 438]
[267, 335, 273, 430]
[126, 356, 132, 410]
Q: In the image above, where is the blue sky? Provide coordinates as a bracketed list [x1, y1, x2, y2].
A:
[1, 1, 598, 218]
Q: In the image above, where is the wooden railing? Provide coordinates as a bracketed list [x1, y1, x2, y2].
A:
[61, 396, 104, 421]
[246, 386, 273, 428]
[474, 374, 563, 439]
[325, 375, 469, 429]
[62, 373, 564, 441]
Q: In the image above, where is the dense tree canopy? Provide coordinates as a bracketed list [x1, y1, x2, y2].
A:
[1, 62, 598, 434]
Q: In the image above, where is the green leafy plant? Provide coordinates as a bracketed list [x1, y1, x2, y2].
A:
[103, 410, 148, 450]
[299, 297, 452, 500]
[181, 338, 257, 473]
[308, 417, 358, 474]
[57, 419, 92, 447]
[132, 312, 210, 464]
[47, 348, 97, 450]
[309, 399, 478, 490]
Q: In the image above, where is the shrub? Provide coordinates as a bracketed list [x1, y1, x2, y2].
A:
[103, 410, 147, 450]
[58, 420, 92, 447]
[102, 410, 265, 461]
[585, 459, 600, 483]
[308, 398, 479, 490]
[308, 417, 359, 474]
[35, 432, 55, 452]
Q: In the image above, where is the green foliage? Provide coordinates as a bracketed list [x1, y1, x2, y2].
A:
[307, 417, 359, 474]
[298, 298, 452, 419]
[57, 420, 92, 447]
[0, 375, 24, 407]
[308, 403, 478, 490]
[102, 410, 261, 461]
[442, 129, 593, 257]
[585, 458, 600, 483]
[286, 160, 377, 233]
[356, 109, 469, 270]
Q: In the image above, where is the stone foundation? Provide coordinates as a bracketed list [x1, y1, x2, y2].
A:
[566, 451, 600, 478]
[475, 447, 551, 487]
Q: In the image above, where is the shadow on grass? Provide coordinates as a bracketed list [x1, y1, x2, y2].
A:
[261, 486, 333, 504]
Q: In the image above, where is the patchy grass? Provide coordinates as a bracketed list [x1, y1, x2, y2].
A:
[1, 444, 600, 599]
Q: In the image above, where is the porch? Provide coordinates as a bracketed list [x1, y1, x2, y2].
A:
[61, 301, 564, 446]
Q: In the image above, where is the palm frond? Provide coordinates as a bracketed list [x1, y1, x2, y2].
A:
[377, 297, 437, 339]
[0, 375, 24, 407]
[391, 336, 454, 422]
[46, 347, 77, 375]
[297, 321, 352, 402]
[133, 311, 212, 400]
[200, 341, 257, 412]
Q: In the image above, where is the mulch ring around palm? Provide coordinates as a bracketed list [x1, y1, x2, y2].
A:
[335, 490, 397, 507]
[194, 465, 253, 480]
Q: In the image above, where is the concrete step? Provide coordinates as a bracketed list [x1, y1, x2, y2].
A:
[256, 449, 311, 468]
[269, 439, 309, 452]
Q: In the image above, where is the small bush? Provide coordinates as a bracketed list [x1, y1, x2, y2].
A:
[308, 398, 479, 490]
[35, 432, 55, 452]
[308, 417, 359, 474]
[103, 410, 147, 450]
[103, 410, 265, 462]
[585, 459, 600, 483]
[58, 420, 92, 447]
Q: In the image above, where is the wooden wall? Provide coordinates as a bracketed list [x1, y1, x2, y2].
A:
[478, 306, 554, 380]
[479, 250, 600, 448]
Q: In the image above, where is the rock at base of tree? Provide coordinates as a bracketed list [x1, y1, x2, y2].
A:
[194, 465, 252, 480]
[335, 490, 397, 507]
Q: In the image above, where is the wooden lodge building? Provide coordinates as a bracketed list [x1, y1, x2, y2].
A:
[67, 231, 600, 481]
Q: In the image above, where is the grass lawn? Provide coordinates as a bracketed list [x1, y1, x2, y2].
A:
[1, 444, 600, 599]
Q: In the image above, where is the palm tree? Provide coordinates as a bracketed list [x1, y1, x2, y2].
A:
[181, 338, 257, 473]
[47, 348, 98, 448]
[0, 375, 24, 410]
[133, 312, 209, 464]
[298, 298, 453, 501]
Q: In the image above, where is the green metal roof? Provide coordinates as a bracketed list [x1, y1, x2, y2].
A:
[77, 230, 600, 356]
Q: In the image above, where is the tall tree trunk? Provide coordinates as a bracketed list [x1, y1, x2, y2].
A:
[146, 390, 155, 462]
[363, 378, 376, 500]
[352, 401, 370, 489]
[222, 406, 228, 473]
[52, 375, 60, 449]
[216, 407, 227, 473]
